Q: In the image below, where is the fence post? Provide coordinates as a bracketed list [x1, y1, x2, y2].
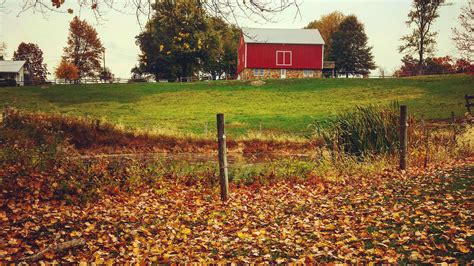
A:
[399, 105, 408, 170]
[204, 122, 208, 136]
[2, 109, 6, 125]
[451, 111, 456, 142]
[95, 119, 100, 130]
[466, 95, 471, 113]
[216, 113, 229, 201]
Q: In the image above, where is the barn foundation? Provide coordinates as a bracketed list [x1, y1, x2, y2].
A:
[239, 69, 322, 80]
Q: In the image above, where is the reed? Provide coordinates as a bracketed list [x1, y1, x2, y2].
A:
[313, 104, 400, 157]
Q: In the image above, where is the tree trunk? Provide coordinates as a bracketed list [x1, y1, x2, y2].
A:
[419, 33, 424, 75]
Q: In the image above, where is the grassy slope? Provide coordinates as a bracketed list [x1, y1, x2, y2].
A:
[0, 74, 472, 136]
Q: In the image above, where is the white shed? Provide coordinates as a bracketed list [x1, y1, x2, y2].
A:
[0, 60, 28, 86]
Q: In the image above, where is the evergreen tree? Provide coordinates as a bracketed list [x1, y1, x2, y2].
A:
[330, 15, 375, 77]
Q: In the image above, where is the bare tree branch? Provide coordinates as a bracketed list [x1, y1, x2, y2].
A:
[452, 1, 473, 61]
[13, 0, 301, 26]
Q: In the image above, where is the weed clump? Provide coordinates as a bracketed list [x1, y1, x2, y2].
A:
[313, 104, 400, 157]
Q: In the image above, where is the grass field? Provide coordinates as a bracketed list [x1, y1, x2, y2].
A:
[0, 74, 472, 137]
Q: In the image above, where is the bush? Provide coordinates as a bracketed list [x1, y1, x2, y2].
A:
[312, 104, 400, 157]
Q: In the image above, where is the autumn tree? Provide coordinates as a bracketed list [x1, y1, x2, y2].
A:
[454, 58, 473, 73]
[63, 16, 103, 79]
[305, 11, 345, 59]
[55, 59, 79, 83]
[330, 15, 376, 77]
[136, 1, 209, 80]
[13, 42, 49, 83]
[399, 0, 445, 74]
[452, 1, 473, 61]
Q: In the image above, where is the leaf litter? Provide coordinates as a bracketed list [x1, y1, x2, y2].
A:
[0, 159, 472, 263]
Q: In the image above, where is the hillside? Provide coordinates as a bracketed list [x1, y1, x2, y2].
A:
[0, 74, 472, 137]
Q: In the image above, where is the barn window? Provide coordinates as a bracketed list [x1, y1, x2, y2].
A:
[276, 51, 292, 66]
[303, 70, 314, 77]
[253, 69, 264, 77]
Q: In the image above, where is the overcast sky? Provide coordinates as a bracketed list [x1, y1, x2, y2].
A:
[0, 0, 467, 78]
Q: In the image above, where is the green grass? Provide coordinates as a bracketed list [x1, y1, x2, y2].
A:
[0, 74, 472, 137]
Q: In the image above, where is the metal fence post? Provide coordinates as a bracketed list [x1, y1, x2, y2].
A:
[399, 105, 408, 170]
[216, 113, 229, 201]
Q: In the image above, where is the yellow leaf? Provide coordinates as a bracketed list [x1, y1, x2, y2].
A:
[458, 244, 470, 253]
[276, 258, 286, 263]
[237, 231, 250, 240]
[70, 231, 82, 237]
[181, 227, 191, 235]
[85, 223, 95, 232]
[258, 213, 265, 220]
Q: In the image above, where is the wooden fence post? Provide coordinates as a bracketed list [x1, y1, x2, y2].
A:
[95, 119, 100, 130]
[216, 113, 229, 201]
[399, 105, 408, 170]
[466, 95, 471, 113]
[451, 111, 456, 142]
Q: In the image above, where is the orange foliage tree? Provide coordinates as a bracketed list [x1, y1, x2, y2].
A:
[63, 16, 103, 79]
[55, 59, 79, 83]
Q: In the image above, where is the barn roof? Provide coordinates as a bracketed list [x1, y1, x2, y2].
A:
[242, 27, 325, 45]
[0, 60, 26, 73]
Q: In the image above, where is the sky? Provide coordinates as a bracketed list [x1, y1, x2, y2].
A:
[0, 0, 468, 78]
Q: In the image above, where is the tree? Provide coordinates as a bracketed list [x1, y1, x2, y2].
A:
[424, 56, 455, 74]
[13, 42, 49, 83]
[136, 1, 209, 80]
[305, 11, 345, 59]
[99, 67, 114, 83]
[329, 15, 376, 77]
[0, 42, 6, 60]
[454, 58, 473, 73]
[55, 59, 79, 83]
[399, 0, 445, 74]
[452, 1, 473, 61]
[63, 16, 104, 79]
[394, 55, 472, 77]
[202, 17, 240, 79]
[394, 55, 420, 77]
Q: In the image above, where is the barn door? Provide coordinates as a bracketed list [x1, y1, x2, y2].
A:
[280, 69, 287, 79]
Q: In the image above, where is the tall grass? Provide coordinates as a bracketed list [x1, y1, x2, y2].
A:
[313, 104, 400, 156]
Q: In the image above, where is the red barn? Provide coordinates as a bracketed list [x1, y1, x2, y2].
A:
[237, 28, 325, 80]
